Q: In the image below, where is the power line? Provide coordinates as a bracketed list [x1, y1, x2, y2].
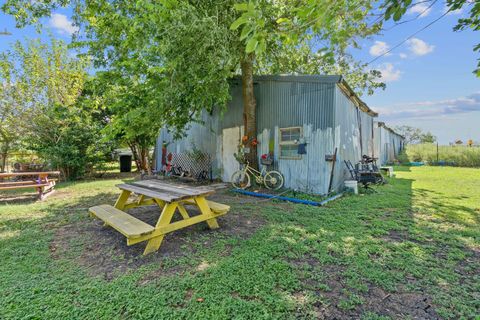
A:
[367, 8, 452, 65]
[383, 0, 438, 31]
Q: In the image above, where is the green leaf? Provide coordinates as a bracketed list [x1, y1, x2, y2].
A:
[245, 37, 258, 53]
[257, 38, 266, 54]
[240, 25, 253, 40]
[393, 9, 403, 22]
[276, 17, 290, 24]
[233, 3, 249, 11]
[230, 16, 248, 30]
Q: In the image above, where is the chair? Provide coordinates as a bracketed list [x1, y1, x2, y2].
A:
[344, 160, 382, 189]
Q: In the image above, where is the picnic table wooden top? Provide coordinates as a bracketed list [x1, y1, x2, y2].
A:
[116, 180, 215, 203]
[0, 171, 60, 178]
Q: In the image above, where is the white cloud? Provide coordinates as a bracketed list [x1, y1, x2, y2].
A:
[408, 3, 432, 17]
[377, 63, 401, 82]
[406, 38, 434, 56]
[377, 92, 480, 120]
[49, 13, 79, 35]
[369, 41, 391, 57]
[399, 53, 408, 59]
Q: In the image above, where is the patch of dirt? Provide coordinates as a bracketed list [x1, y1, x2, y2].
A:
[290, 258, 440, 319]
[50, 190, 268, 281]
[382, 229, 409, 243]
[362, 285, 439, 320]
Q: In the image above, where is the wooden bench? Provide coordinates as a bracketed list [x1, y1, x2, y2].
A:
[89, 205, 154, 238]
[380, 166, 394, 178]
[0, 171, 60, 200]
[183, 199, 230, 214]
[89, 180, 231, 255]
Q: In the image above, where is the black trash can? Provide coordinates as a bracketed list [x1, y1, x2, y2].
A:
[119, 154, 132, 172]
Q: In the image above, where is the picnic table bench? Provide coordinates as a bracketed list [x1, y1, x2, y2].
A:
[380, 166, 394, 177]
[0, 171, 60, 200]
[89, 180, 230, 255]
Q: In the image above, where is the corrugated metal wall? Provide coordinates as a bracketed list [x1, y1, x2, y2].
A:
[252, 79, 336, 194]
[254, 80, 335, 130]
[373, 122, 404, 165]
[156, 76, 376, 195]
[333, 86, 365, 191]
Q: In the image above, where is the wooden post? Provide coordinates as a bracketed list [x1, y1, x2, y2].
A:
[328, 147, 338, 194]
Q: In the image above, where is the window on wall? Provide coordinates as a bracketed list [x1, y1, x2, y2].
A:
[279, 127, 302, 159]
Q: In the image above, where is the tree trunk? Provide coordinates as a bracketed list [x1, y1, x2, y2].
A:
[128, 142, 152, 175]
[0, 152, 7, 172]
[241, 53, 258, 168]
[140, 145, 152, 176]
[128, 143, 142, 172]
[0, 140, 10, 172]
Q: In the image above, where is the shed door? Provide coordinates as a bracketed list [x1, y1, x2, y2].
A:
[222, 126, 243, 182]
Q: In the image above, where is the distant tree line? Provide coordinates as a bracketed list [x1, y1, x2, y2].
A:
[394, 126, 437, 144]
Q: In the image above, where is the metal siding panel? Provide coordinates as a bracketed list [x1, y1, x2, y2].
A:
[254, 80, 336, 194]
[332, 85, 373, 191]
[220, 83, 244, 129]
[256, 81, 335, 131]
[156, 110, 221, 171]
[155, 78, 376, 194]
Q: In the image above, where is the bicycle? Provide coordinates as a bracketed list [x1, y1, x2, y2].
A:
[231, 161, 284, 190]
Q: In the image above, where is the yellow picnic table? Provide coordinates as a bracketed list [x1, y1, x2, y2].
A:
[89, 180, 230, 255]
[0, 171, 60, 200]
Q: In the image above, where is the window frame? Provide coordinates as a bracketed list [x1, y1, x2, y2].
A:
[279, 126, 303, 160]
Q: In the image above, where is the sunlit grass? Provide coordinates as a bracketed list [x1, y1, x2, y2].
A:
[0, 167, 478, 319]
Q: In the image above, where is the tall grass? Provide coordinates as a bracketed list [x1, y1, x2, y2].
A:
[401, 144, 480, 167]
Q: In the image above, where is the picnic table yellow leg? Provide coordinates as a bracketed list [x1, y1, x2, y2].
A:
[177, 204, 190, 220]
[143, 202, 178, 255]
[153, 198, 166, 209]
[195, 196, 219, 229]
[114, 190, 131, 210]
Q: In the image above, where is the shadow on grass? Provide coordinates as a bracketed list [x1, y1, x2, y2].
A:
[0, 167, 478, 319]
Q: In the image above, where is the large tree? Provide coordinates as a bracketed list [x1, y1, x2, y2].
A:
[0, 38, 92, 178]
[0, 54, 21, 172]
[2, 0, 390, 168]
[8, 1, 475, 168]
[394, 125, 436, 144]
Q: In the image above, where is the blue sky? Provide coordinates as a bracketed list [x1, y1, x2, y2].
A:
[354, 1, 479, 144]
[0, 1, 478, 144]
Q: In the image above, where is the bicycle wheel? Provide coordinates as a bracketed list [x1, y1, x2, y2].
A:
[264, 171, 284, 190]
[231, 170, 250, 189]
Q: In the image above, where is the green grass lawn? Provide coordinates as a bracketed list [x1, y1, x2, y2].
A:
[0, 167, 478, 319]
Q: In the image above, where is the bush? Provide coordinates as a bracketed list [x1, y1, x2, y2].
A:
[402, 144, 480, 167]
[28, 104, 113, 180]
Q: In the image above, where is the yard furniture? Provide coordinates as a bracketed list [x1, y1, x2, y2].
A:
[0, 171, 60, 200]
[89, 180, 230, 255]
[380, 166, 394, 177]
[344, 160, 384, 189]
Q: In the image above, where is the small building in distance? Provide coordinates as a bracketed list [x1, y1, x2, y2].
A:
[373, 122, 405, 165]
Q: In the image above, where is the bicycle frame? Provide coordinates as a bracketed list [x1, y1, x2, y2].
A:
[240, 163, 267, 183]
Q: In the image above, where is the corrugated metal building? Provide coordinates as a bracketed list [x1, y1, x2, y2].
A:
[373, 122, 405, 165]
[156, 75, 378, 194]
